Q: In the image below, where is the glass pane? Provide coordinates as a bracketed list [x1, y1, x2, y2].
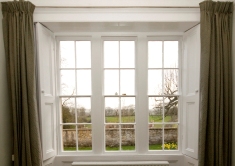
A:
[76, 98, 91, 123]
[104, 70, 119, 95]
[60, 41, 75, 68]
[105, 97, 119, 123]
[61, 70, 76, 95]
[164, 97, 178, 122]
[76, 41, 91, 68]
[120, 41, 135, 68]
[149, 124, 163, 150]
[78, 124, 92, 151]
[61, 98, 75, 123]
[148, 70, 162, 95]
[121, 124, 135, 151]
[77, 70, 91, 95]
[62, 125, 76, 151]
[120, 70, 135, 95]
[148, 41, 162, 68]
[149, 97, 163, 123]
[163, 69, 178, 95]
[104, 41, 119, 68]
[121, 97, 135, 123]
[164, 124, 178, 150]
[105, 124, 120, 151]
[164, 41, 178, 68]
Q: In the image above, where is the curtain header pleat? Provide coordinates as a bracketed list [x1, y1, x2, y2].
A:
[200, 1, 233, 14]
[1, 1, 35, 14]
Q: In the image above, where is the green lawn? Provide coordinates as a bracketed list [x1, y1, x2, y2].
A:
[63, 144, 177, 151]
[105, 115, 173, 124]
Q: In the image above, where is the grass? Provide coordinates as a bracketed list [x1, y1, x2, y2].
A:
[105, 116, 135, 123]
[105, 115, 174, 123]
[64, 144, 177, 151]
[64, 146, 92, 151]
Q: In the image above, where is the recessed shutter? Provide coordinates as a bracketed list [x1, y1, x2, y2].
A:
[182, 24, 200, 159]
[36, 23, 57, 160]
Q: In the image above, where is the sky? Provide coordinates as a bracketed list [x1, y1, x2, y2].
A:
[60, 40, 178, 111]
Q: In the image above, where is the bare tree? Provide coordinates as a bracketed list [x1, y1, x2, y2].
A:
[154, 70, 178, 122]
[62, 89, 76, 128]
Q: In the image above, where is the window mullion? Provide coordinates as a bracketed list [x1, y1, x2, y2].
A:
[91, 35, 103, 154]
[136, 35, 148, 154]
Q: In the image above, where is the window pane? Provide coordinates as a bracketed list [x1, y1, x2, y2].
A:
[77, 70, 91, 95]
[76, 98, 91, 123]
[76, 41, 91, 68]
[121, 124, 135, 151]
[164, 97, 178, 122]
[149, 124, 163, 150]
[163, 69, 178, 95]
[148, 70, 162, 95]
[148, 41, 162, 68]
[164, 41, 178, 68]
[105, 97, 119, 123]
[60, 41, 75, 68]
[62, 125, 76, 151]
[104, 70, 119, 95]
[61, 98, 75, 123]
[121, 97, 135, 123]
[61, 70, 75, 95]
[104, 41, 119, 68]
[105, 124, 120, 151]
[120, 41, 135, 68]
[120, 70, 135, 95]
[164, 124, 178, 150]
[78, 124, 92, 151]
[149, 97, 163, 123]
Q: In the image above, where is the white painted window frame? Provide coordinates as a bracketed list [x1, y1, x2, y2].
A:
[34, 7, 200, 165]
[56, 34, 182, 156]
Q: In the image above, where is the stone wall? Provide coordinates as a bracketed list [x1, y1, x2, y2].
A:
[63, 128, 177, 147]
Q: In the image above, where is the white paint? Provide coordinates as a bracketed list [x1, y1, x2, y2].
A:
[183, 155, 198, 166]
[34, 8, 200, 23]
[72, 161, 169, 165]
[41, 22, 199, 33]
[0, 0, 234, 7]
[0, 4, 12, 166]
[36, 23, 57, 160]
[54, 155, 183, 166]
[182, 25, 200, 159]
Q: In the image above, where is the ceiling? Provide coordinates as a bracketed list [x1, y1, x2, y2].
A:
[41, 22, 199, 33]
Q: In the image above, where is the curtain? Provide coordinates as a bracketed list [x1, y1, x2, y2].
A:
[1, 1, 42, 166]
[199, 1, 233, 166]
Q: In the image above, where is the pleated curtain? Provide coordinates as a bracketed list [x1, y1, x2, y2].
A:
[199, 1, 233, 166]
[1, 1, 42, 166]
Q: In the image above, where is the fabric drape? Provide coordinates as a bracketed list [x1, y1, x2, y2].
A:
[1, 1, 42, 166]
[199, 1, 233, 166]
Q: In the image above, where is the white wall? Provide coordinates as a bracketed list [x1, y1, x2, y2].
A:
[0, 4, 13, 166]
[1, 0, 234, 7]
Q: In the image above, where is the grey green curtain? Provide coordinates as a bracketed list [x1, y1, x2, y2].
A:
[1, 1, 42, 166]
[199, 1, 233, 166]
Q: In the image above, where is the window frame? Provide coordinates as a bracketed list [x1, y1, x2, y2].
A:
[56, 34, 182, 156]
[147, 36, 182, 152]
[102, 36, 137, 152]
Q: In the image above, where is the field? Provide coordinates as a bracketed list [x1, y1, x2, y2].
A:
[64, 144, 164, 151]
[106, 115, 172, 123]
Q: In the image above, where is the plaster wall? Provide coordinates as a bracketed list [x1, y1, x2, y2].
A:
[0, 0, 233, 7]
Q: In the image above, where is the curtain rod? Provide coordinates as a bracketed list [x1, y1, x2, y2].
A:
[35, 6, 200, 9]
